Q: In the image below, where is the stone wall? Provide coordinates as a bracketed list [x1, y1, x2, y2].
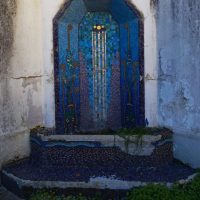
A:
[0, 0, 44, 168]
[156, 0, 200, 168]
[0, 0, 44, 135]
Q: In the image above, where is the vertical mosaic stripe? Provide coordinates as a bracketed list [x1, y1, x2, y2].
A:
[79, 12, 120, 131]
[92, 27, 107, 128]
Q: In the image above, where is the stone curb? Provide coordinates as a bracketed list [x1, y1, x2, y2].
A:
[2, 170, 197, 191]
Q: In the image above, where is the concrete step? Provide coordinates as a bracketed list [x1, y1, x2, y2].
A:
[1, 145, 196, 199]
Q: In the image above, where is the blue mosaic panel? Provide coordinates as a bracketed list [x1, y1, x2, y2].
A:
[54, 0, 145, 134]
[110, 0, 144, 127]
[57, 22, 80, 134]
[79, 12, 121, 131]
[120, 19, 141, 127]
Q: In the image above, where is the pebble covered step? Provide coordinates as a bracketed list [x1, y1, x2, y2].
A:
[1, 146, 196, 199]
[30, 127, 174, 165]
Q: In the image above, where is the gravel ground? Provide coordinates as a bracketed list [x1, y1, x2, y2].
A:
[3, 147, 195, 183]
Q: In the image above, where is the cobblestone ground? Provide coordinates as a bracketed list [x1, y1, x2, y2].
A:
[0, 185, 22, 200]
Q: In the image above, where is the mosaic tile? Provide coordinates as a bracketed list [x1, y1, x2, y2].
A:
[54, 2, 145, 134]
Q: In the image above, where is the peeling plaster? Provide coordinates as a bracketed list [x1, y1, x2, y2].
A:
[27, 91, 43, 128]
[22, 78, 40, 92]
[157, 0, 200, 133]
[0, 80, 16, 134]
[157, 0, 200, 167]
[150, 0, 158, 11]
[145, 73, 156, 81]
[0, 0, 44, 135]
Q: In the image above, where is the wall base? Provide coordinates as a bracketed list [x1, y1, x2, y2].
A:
[0, 129, 30, 169]
[174, 133, 200, 169]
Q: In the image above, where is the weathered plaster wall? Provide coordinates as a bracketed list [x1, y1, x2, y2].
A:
[156, 0, 200, 168]
[9, 0, 44, 131]
[41, 0, 66, 127]
[0, 0, 44, 135]
[0, 130, 30, 169]
[0, 0, 43, 168]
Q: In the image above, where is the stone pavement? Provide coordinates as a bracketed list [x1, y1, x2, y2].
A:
[0, 185, 22, 200]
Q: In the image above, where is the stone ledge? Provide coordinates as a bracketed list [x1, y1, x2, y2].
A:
[32, 133, 171, 156]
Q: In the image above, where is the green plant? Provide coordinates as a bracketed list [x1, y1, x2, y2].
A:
[170, 184, 189, 200]
[127, 173, 200, 200]
[116, 127, 171, 153]
[62, 194, 88, 200]
[30, 191, 101, 200]
[30, 191, 57, 200]
[183, 173, 200, 200]
[116, 127, 153, 136]
[116, 128, 152, 153]
[127, 184, 171, 200]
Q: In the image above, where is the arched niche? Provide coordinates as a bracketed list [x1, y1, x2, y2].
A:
[53, 0, 144, 134]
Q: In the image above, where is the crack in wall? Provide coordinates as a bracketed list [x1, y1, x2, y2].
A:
[9, 75, 43, 80]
